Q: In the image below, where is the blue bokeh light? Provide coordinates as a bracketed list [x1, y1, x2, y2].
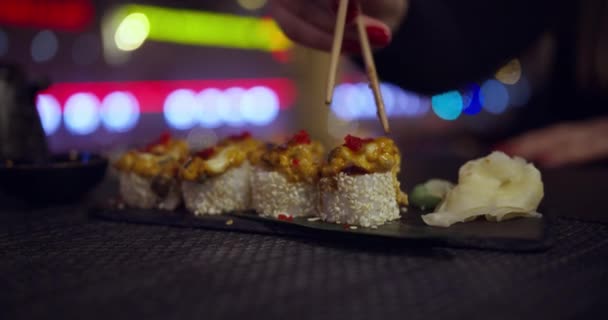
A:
[331, 84, 355, 120]
[379, 83, 397, 115]
[480, 80, 510, 114]
[36, 94, 62, 135]
[63, 93, 101, 135]
[431, 90, 463, 120]
[100, 91, 140, 132]
[240, 86, 280, 126]
[356, 83, 376, 118]
[462, 84, 482, 115]
[218, 87, 246, 127]
[31, 30, 58, 63]
[331, 82, 430, 120]
[163, 89, 198, 130]
[196, 88, 225, 128]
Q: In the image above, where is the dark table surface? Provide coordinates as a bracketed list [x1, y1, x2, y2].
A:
[2, 155, 608, 320]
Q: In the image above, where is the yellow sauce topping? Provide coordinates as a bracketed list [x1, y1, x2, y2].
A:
[249, 130, 324, 183]
[179, 136, 262, 181]
[114, 138, 189, 178]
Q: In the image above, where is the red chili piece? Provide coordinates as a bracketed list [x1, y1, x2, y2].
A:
[157, 131, 172, 145]
[292, 158, 300, 166]
[344, 134, 364, 152]
[143, 131, 172, 152]
[291, 130, 311, 145]
[228, 131, 252, 141]
[197, 147, 216, 159]
[278, 214, 293, 222]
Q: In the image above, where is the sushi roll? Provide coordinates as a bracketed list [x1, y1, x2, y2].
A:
[250, 130, 324, 219]
[180, 132, 261, 215]
[319, 135, 408, 227]
[114, 132, 189, 210]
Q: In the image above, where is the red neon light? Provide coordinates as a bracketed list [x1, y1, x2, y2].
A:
[39, 78, 296, 113]
[0, 0, 94, 32]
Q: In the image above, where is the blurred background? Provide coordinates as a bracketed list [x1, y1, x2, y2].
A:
[0, 0, 550, 158]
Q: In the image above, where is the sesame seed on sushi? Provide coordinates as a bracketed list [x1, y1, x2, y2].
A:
[319, 135, 408, 228]
[250, 130, 324, 219]
[114, 132, 189, 210]
[180, 132, 261, 216]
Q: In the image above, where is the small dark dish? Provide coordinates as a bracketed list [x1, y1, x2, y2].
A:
[0, 152, 108, 204]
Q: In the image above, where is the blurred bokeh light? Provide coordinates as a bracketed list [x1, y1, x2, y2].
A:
[36, 94, 62, 136]
[481, 80, 510, 114]
[237, 0, 268, 11]
[31, 30, 58, 63]
[114, 13, 150, 51]
[495, 59, 522, 85]
[461, 84, 482, 115]
[431, 90, 463, 121]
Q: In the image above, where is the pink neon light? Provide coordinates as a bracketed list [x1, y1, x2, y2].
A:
[39, 78, 296, 113]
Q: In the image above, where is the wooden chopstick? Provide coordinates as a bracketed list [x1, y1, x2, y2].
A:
[325, 0, 390, 133]
[325, 0, 350, 106]
[355, 3, 390, 133]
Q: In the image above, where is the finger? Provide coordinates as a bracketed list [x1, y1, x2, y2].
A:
[499, 124, 573, 159]
[271, 1, 336, 51]
[276, 0, 361, 44]
[278, 0, 341, 34]
[541, 128, 608, 168]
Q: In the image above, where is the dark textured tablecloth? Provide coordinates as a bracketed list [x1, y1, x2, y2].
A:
[2, 156, 608, 320]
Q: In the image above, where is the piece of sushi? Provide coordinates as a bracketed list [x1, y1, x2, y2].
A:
[180, 132, 261, 215]
[250, 130, 324, 219]
[114, 132, 188, 210]
[318, 135, 408, 228]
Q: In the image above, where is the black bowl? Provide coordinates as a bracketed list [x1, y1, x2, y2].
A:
[0, 153, 108, 204]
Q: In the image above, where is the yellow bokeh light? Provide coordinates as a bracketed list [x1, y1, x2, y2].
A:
[112, 4, 292, 52]
[495, 59, 522, 85]
[237, 0, 267, 11]
[259, 18, 292, 52]
[114, 12, 150, 51]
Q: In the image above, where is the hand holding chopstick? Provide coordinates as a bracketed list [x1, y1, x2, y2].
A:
[325, 0, 390, 134]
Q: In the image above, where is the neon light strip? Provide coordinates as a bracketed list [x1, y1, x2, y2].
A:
[0, 0, 93, 31]
[115, 4, 292, 51]
[39, 78, 296, 113]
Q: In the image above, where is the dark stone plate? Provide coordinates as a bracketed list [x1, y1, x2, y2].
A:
[91, 201, 552, 252]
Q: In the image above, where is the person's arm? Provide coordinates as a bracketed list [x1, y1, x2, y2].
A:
[372, 0, 563, 94]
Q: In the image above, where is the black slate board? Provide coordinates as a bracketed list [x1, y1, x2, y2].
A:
[90, 200, 553, 252]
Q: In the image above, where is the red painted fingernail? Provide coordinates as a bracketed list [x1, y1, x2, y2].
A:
[365, 25, 390, 46]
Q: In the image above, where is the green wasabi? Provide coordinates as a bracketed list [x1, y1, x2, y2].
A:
[410, 179, 454, 210]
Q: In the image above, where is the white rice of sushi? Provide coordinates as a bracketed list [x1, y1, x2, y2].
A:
[182, 162, 251, 216]
[319, 171, 400, 228]
[119, 171, 181, 210]
[250, 167, 318, 218]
